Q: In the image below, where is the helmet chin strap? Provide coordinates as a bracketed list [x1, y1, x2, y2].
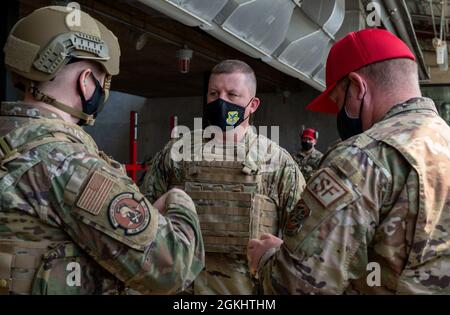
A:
[29, 81, 95, 126]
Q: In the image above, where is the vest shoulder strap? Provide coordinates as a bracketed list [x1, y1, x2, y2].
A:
[0, 119, 97, 163]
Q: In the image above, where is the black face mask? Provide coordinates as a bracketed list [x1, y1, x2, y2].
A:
[336, 80, 364, 141]
[301, 141, 313, 151]
[77, 74, 105, 126]
[205, 98, 252, 131]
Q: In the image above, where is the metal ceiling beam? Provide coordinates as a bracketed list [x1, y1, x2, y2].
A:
[412, 0, 425, 13]
[410, 13, 443, 21]
[383, 0, 431, 81]
[416, 29, 450, 39]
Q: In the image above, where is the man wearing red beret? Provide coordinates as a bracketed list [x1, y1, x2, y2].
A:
[248, 29, 450, 294]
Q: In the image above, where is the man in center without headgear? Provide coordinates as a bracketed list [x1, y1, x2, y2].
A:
[141, 60, 305, 294]
[247, 28, 450, 294]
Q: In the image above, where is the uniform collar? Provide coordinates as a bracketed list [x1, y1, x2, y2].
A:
[381, 97, 438, 122]
[0, 102, 63, 120]
[243, 126, 256, 143]
[298, 148, 315, 157]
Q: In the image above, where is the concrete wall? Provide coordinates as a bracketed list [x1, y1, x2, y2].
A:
[255, 92, 339, 155]
[84, 91, 204, 164]
[85, 89, 339, 165]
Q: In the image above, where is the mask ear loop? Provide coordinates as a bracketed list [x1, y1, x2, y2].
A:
[358, 89, 367, 131]
[94, 75, 112, 115]
[242, 97, 254, 122]
[78, 72, 107, 114]
[342, 78, 366, 125]
[77, 71, 91, 107]
[342, 78, 352, 117]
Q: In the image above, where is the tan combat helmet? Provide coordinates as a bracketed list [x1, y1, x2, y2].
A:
[3, 5, 121, 125]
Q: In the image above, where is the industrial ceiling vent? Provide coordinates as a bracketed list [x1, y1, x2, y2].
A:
[138, 0, 346, 91]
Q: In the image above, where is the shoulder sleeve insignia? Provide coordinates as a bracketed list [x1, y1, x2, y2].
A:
[306, 168, 349, 208]
[285, 200, 312, 237]
[283, 168, 356, 252]
[108, 193, 151, 235]
[71, 169, 158, 251]
[76, 171, 115, 215]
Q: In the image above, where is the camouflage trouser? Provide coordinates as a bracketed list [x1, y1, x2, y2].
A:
[176, 255, 261, 295]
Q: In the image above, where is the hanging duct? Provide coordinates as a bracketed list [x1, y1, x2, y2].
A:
[137, 0, 350, 91]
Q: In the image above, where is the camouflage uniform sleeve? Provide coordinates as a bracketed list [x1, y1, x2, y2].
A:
[268, 150, 306, 233]
[258, 143, 390, 294]
[44, 142, 204, 294]
[311, 151, 324, 170]
[139, 140, 175, 203]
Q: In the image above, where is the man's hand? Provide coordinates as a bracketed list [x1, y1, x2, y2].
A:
[247, 233, 283, 275]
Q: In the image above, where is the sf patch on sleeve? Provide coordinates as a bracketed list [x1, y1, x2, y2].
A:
[307, 168, 349, 207]
[283, 168, 355, 251]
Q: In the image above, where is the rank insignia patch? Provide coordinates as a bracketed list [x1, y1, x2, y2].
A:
[108, 193, 151, 235]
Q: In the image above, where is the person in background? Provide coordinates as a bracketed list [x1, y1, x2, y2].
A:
[293, 128, 323, 182]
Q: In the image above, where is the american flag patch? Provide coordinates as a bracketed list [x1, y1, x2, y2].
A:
[76, 171, 114, 216]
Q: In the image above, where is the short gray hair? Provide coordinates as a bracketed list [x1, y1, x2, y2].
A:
[356, 58, 419, 91]
[211, 60, 257, 95]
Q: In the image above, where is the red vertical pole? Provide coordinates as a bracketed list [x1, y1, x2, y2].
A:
[125, 111, 147, 183]
[129, 111, 138, 182]
[170, 115, 178, 138]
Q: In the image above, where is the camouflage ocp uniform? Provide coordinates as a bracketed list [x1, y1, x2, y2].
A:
[0, 102, 204, 295]
[293, 148, 323, 182]
[258, 97, 450, 294]
[141, 127, 305, 294]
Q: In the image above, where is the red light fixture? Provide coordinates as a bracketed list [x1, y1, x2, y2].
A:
[177, 46, 193, 74]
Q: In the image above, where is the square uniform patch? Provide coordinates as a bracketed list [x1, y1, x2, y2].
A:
[307, 169, 349, 208]
[76, 171, 115, 215]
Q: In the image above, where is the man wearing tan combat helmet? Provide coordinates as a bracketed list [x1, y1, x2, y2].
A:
[0, 5, 204, 295]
